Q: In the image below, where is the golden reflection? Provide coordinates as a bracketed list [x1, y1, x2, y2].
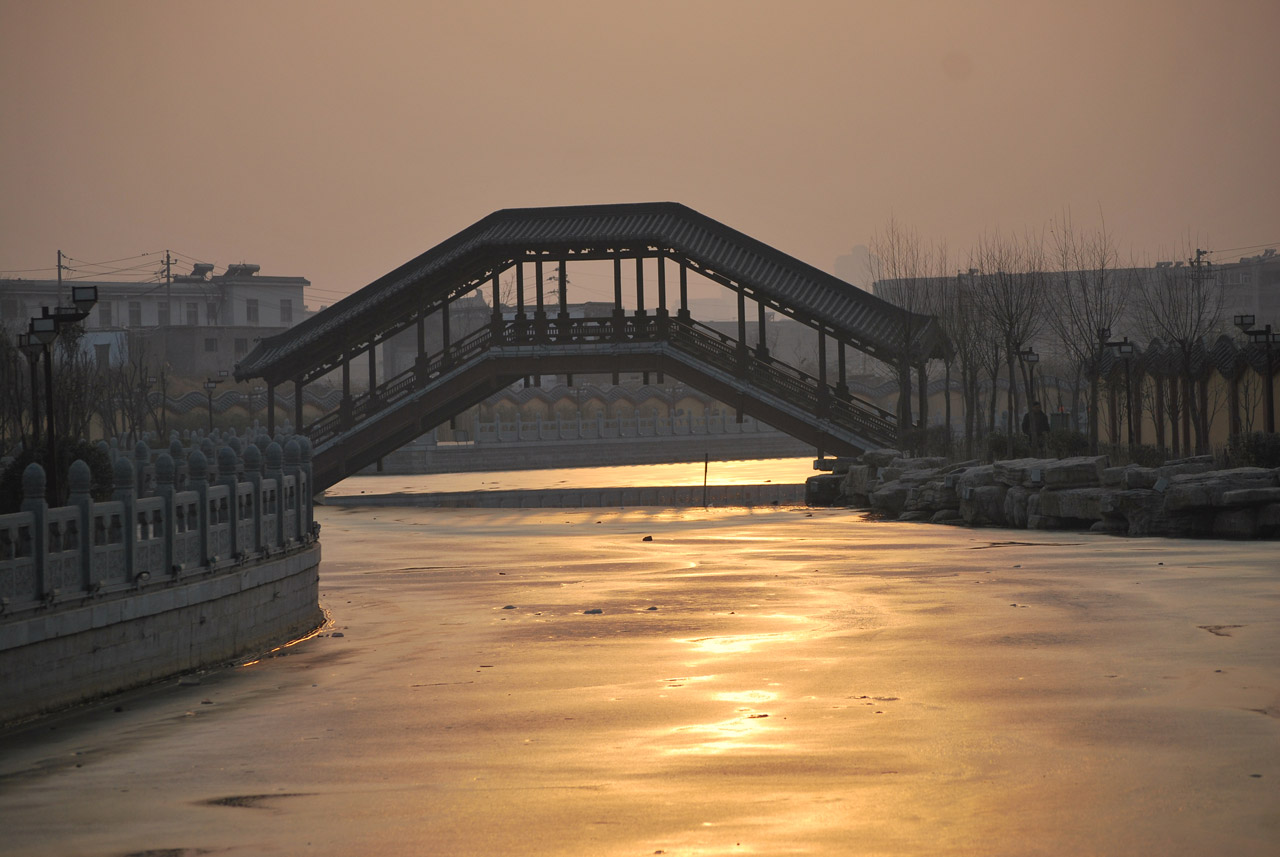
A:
[240, 606, 335, 668]
[664, 690, 785, 756]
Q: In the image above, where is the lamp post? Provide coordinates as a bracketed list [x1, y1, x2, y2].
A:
[205, 378, 221, 433]
[17, 332, 44, 451]
[26, 285, 97, 504]
[1234, 315, 1276, 434]
[1017, 347, 1041, 449]
[1105, 336, 1136, 448]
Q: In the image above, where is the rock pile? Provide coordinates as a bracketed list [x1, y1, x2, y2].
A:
[807, 449, 1280, 539]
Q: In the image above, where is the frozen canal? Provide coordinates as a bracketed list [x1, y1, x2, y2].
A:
[1, 494, 1277, 855]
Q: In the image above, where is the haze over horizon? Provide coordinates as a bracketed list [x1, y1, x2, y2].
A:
[2, 0, 1277, 310]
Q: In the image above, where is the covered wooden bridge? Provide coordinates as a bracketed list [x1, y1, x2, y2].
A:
[234, 202, 947, 490]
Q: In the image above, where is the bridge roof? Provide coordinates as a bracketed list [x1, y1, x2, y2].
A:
[236, 202, 945, 384]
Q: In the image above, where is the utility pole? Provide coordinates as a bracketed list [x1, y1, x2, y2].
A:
[165, 250, 172, 328]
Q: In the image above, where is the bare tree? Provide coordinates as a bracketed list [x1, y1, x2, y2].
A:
[1135, 251, 1222, 455]
[868, 217, 942, 450]
[969, 230, 1047, 457]
[1045, 213, 1134, 451]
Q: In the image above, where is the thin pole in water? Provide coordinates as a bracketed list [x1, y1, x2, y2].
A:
[702, 452, 709, 507]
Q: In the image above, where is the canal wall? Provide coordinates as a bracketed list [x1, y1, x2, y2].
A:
[0, 432, 322, 724]
[369, 413, 814, 474]
[325, 482, 805, 508]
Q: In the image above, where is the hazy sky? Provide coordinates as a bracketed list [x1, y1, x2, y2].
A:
[2, 0, 1277, 309]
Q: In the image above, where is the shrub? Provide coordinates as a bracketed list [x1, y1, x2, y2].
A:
[1226, 432, 1280, 469]
[985, 430, 1032, 461]
[1046, 428, 1089, 459]
[0, 440, 114, 513]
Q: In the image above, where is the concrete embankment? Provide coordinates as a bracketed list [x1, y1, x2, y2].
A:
[0, 544, 322, 724]
[324, 483, 804, 508]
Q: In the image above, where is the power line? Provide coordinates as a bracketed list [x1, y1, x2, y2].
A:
[1208, 241, 1279, 258]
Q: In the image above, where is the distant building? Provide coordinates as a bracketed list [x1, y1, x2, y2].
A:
[0, 262, 311, 379]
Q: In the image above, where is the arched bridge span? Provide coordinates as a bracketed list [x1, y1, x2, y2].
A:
[235, 203, 946, 490]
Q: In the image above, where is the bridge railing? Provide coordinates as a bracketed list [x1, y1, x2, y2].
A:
[0, 432, 316, 623]
[304, 312, 897, 450]
[665, 319, 897, 445]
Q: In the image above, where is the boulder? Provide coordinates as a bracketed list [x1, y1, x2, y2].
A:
[956, 464, 996, 493]
[1213, 508, 1259, 539]
[1123, 466, 1158, 490]
[960, 484, 1008, 526]
[905, 478, 957, 513]
[861, 448, 904, 468]
[1163, 468, 1277, 513]
[1257, 503, 1280, 537]
[1042, 456, 1107, 488]
[994, 458, 1054, 488]
[880, 457, 947, 482]
[1003, 486, 1032, 529]
[804, 473, 844, 506]
[842, 464, 877, 501]
[1157, 455, 1217, 479]
[931, 509, 964, 524]
[870, 470, 938, 518]
[1100, 489, 1167, 536]
[1037, 487, 1106, 522]
[1102, 466, 1128, 488]
[1219, 487, 1280, 507]
[897, 510, 932, 522]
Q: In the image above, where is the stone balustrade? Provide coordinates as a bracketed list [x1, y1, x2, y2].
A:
[0, 431, 316, 621]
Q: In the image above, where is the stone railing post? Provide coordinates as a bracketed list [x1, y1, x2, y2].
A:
[284, 439, 303, 543]
[297, 436, 315, 536]
[20, 463, 51, 600]
[134, 441, 152, 498]
[217, 445, 240, 561]
[243, 444, 264, 554]
[169, 438, 189, 491]
[265, 441, 286, 549]
[112, 456, 137, 582]
[66, 459, 95, 592]
[187, 449, 210, 568]
[154, 453, 177, 576]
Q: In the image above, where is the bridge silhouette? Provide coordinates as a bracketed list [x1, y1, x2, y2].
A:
[235, 203, 946, 490]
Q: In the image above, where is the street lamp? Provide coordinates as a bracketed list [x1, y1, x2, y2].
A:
[1105, 336, 1136, 448]
[25, 285, 97, 504]
[1017, 347, 1041, 446]
[204, 371, 229, 433]
[1234, 315, 1276, 434]
[17, 333, 44, 450]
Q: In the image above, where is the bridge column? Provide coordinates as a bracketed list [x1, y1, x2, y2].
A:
[656, 258, 667, 317]
[634, 257, 646, 319]
[678, 264, 690, 321]
[837, 341, 849, 395]
[756, 301, 769, 358]
[557, 259, 570, 334]
[515, 263, 526, 320]
[491, 272, 503, 333]
[613, 257, 626, 341]
[534, 260, 547, 340]
[440, 298, 452, 366]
